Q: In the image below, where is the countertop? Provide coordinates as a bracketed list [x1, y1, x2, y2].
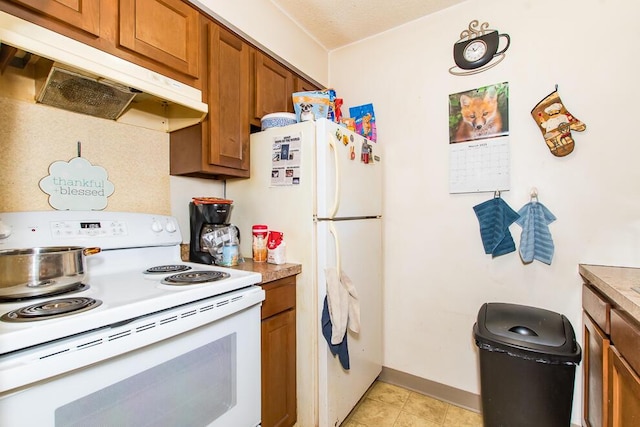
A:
[180, 243, 301, 284]
[579, 264, 640, 322]
[231, 258, 301, 284]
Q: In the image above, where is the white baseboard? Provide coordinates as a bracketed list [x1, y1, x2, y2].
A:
[378, 366, 481, 412]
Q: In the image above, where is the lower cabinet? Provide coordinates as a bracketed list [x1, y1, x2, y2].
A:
[261, 276, 297, 427]
[608, 309, 640, 426]
[583, 310, 610, 427]
[582, 280, 640, 427]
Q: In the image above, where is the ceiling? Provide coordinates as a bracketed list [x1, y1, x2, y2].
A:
[270, 0, 465, 50]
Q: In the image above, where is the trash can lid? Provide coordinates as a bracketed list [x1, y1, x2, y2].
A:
[474, 302, 581, 363]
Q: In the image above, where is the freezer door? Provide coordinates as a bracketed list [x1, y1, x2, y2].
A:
[317, 217, 382, 427]
[316, 119, 382, 219]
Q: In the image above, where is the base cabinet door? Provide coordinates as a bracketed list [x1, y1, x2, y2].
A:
[583, 312, 610, 427]
[609, 346, 640, 427]
[262, 309, 296, 427]
[261, 277, 297, 427]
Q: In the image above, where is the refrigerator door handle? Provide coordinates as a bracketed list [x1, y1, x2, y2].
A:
[328, 137, 340, 218]
[328, 222, 341, 273]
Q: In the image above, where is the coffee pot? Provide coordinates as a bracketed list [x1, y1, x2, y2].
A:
[189, 198, 239, 264]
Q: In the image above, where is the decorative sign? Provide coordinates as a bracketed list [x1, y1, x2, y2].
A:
[449, 20, 510, 76]
[39, 157, 115, 210]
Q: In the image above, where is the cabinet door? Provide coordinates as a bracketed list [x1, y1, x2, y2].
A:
[261, 309, 297, 427]
[119, 0, 199, 78]
[207, 24, 250, 171]
[8, 0, 100, 36]
[608, 346, 640, 427]
[294, 76, 321, 93]
[253, 51, 294, 123]
[583, 312, 610, 427]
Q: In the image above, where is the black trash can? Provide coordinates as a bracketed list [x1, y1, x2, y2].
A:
[473, 302, 581, 427]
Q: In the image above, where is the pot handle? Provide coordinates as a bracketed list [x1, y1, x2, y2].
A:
[83, 247, 101, 256]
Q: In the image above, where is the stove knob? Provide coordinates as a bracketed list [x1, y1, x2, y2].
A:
[151, 220, 163, 233]
[165, 221, 177, 233]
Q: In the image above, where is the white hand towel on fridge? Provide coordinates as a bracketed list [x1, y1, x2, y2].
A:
[325, 268, 361, 345]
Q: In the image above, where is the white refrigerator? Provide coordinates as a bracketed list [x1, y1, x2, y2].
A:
[227, 118, 382, 427]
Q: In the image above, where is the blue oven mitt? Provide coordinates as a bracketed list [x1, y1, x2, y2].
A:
[473, 197, 520, 257]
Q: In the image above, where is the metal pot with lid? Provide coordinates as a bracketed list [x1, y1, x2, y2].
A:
[0, 246, 101, 299]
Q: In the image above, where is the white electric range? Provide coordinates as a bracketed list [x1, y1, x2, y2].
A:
[0, 210, 264, 427]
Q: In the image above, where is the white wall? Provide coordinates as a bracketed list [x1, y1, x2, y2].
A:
[329, 0, 640, 423]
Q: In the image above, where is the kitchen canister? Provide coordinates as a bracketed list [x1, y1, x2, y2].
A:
[221, 242, 239, 266]
[252, 225, 268, 262]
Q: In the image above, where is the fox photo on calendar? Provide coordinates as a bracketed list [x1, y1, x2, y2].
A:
[448, 82, 509, 144]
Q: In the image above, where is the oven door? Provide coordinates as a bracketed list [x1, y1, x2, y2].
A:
[0, 298, 262, 427]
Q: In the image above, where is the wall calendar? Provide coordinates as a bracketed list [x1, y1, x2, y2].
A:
[447, 82, 510, 194]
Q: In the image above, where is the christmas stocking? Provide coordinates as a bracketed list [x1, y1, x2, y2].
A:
[531, 89, 586, 157]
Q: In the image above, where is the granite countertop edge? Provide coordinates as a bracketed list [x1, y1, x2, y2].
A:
[579, 264, 640, 323]
[231, 258, 302, 284]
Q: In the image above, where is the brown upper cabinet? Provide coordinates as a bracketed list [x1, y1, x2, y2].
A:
[251, 50, 294, 127]
[1, 0, 324, 180]
[0, 0, 200, 86]
[7, 0, 101, 36]
[119, 0, 199, 79]
[169, 16, 250, 179]
[295, 75, 322, 93]
[170, 20, 322, 179]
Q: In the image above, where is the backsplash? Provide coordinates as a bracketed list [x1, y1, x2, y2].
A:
[0, 96, 171, 214]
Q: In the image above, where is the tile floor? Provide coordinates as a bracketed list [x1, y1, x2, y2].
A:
[342, 381, 483, 427]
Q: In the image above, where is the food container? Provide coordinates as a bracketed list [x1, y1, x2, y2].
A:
[261, 112, 297, 130]
[0, 246, 101, 299]
[221, 243, 239, 266]
[267, 231, 286, 265]
[252, 225, 268, 262]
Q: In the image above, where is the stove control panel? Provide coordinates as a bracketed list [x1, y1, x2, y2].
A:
[0, 211, 182, 250]
[50, 220, 128, 238]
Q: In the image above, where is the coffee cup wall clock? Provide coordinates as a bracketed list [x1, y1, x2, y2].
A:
[449, 20, 510, 76]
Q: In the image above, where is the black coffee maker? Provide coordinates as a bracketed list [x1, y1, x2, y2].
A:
[189, 198, 237, 264]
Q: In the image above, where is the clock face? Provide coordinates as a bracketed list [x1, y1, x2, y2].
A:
[463, 40, 488, 62]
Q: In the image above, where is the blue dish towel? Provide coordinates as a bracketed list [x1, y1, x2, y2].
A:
[516, 201, 556, 264]
[321, 296, 350, 370]
[473, 197, 520, 257]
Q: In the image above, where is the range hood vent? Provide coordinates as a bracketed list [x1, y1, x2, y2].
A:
[36, 64, 137, 120]
[0, 11, 207, 132]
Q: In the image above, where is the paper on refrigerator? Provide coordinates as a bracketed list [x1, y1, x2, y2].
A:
[270, 132, 302, 186]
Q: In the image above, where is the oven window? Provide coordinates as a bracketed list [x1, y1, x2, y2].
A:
[55, 333, 237, 427]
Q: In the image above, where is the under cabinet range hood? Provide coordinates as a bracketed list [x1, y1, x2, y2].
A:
[0, 12, 207, 132]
